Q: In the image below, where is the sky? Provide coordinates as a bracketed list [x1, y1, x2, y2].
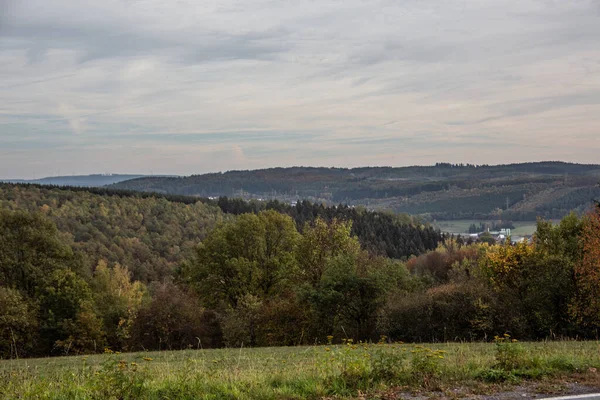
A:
[0, 0, 599, 179]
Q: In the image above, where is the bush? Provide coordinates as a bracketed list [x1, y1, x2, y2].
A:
[129, 282, 222, 350]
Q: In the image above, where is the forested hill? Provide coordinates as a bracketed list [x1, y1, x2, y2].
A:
[2, 174, 146, 187]
[112, 162, 600, 220]
[0, 184, 226, 282]
[2, 182, 599, 359]
[0, 184, 441, 281]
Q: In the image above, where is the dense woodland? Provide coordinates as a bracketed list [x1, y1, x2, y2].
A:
[1, 183, 599, 359]
[112, 162, 600, 220]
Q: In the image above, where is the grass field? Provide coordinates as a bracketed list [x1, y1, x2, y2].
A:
[2, 340, 600, 399]
[433, 220, 544, 236]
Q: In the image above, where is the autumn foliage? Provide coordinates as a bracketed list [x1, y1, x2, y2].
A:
[571, 205, 600, 327]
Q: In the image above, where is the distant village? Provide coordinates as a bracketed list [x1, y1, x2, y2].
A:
[465, 228, 531, 245]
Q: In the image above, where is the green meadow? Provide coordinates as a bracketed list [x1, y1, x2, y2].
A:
[433, 220, 541, 236]
[2, 340, 600, 399]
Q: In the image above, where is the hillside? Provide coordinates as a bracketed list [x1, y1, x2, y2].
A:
[1, 174, 148, 187]
[0, 184, 442, 278]
[112, 162, 600, 220]
[0, 184, 225, 281]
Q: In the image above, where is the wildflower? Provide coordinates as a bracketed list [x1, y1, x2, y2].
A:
[325, 347, 331, 352]
[143, 357, 153, 361]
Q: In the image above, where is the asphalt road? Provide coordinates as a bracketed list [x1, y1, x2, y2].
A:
[540, 394, 600, 400]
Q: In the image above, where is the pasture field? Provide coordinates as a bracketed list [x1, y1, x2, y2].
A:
[433, 220, 541, 236]
[1, 340, 600, 399]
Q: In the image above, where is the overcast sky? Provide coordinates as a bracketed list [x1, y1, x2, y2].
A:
[1, 0, 599, 178]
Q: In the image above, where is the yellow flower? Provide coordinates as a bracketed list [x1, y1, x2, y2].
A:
[143, 357, 153, 361]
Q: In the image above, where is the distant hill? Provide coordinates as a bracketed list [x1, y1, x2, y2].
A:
[111, 162, 600, 220]
[2, 174, 148, 187]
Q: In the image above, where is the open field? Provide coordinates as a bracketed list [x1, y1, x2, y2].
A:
[2, 341, 600, 399]
[433, 220, 544, 236]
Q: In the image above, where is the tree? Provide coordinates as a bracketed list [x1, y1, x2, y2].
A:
[570, 205, 600, 329]
[91, 260, 147, 350]
[295, 219, 388, 341]
[185, 211, 299, 308]
[296, 218, 360, 286]
[38, 268, 104, 354]
[0, 210, 79, 297]
[129, 282, 222, 350]
[0, 287, 38, 358]
[482, 230, 578, 337]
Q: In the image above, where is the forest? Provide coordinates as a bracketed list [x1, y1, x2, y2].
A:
[1, 183, 599, 359]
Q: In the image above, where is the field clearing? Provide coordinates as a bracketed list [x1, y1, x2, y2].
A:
[2, 341, 600, 399]
[433, 220, 545, 236]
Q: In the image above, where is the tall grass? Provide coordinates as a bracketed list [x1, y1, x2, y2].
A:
[1, 340, 599, 399]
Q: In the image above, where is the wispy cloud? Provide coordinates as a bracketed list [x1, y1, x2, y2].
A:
[0, 0, 599, 178]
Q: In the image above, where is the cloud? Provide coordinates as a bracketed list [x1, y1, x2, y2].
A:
[0, 0, 599, 178]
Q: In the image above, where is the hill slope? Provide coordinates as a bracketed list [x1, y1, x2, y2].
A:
[2, 174, 148, 187]
[0, 184, 225, 281]
[112, 162, 600, 220]
[0, 184, 442, 278]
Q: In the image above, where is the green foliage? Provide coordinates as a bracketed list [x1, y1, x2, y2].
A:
[1, 181, 600, 359]
[0, 184, 225, 282]
[410, 346, 445, 387]
[570, 206, 600, 329]
[91, 261, 146, 350]
[301, 252, 386, 341]
[129, 282, 222, 351]
[112, 162, 600, 220]
[38, 268, 102, 355]
[0, 209, 79, 297]
[493, 335, 526, 371]
[2, 341, 600, 398]
[0, 287, 37, 358]
[296, 218, 360, 285]
[90, 355, 148, 399]
[186, 211, 299, 309]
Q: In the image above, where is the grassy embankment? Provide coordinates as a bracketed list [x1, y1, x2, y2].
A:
[2, 339, 600, 399]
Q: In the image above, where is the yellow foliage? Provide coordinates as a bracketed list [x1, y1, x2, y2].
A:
[481, 241, 535, 287]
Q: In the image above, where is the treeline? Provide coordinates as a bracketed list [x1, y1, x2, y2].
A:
[2, 205, 599, 359]
[0, 184, 442, 266]
[1, 183, 599, 359]
[215, 197, 441, 259]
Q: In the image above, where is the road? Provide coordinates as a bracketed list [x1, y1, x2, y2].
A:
[540, 394, 600, 400]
